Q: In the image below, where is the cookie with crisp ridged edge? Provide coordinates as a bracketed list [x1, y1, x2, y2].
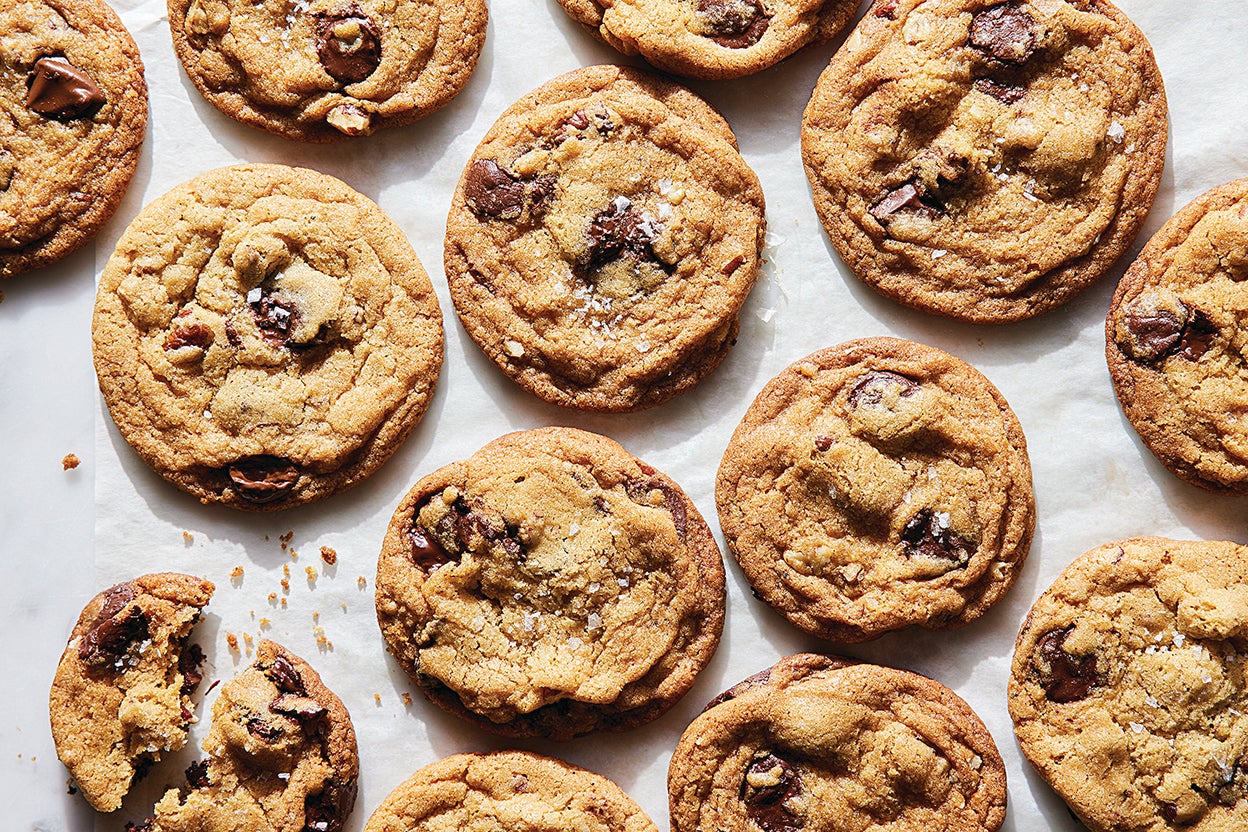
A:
[555, 0, 858, 80]
[375, 426, 725, 740]
[167, 0, 486, 141]
[444, 64, 766, 412]
[0, 0, 147, 278]
[50, 573, 214, 813]
[717, 338, 1034, 642]
[134, 639, 358, 832]
[669, 653, 1008, 832]
[364, 750, 659, 832]
[1106, 179, 1248, 494]
[801, 0, 1167, 322]
[92, 163, 443, 510]
[1009, 538, 1248, 832]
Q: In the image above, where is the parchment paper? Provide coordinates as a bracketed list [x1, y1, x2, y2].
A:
[4, 0, 1248, 830]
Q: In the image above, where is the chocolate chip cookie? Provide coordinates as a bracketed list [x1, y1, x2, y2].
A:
[374, 426, 725, 739]
[1010, 537, 1248, 832]
[555, 0, 858, 80]
[364, 750, 659, 832]
[444, 64, 766, 411]
[92, 163, 443, 510]
[669, 653, 1008, 832]
[802, 0, 1167, 322]
[50, 574, 214, 813]
[1106, 179, 1248, 494]
[167, 0, 487, 141]
[0, 0, 147, 278]
[716, 338, 1034, 643]
[132, 639, 358, 832]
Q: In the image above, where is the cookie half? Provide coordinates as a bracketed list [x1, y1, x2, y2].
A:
[364, 751, 659, 832]
[1009, 538, 1248, 832]
[801, 0, 1167, 322]
[375, 426, 725, 739]
[555, 0, 859, 80]
[1106, 179, 1248, 493]
[668, 653, 1008, 832]
[168, 0, 486, 141]
[717, 338, 1034, 642]
[50, 574, 214, 813]
[444, 65, 766, 411]
[93, 163, 443, 510]
[0, 0, 147, 278]
[133, 640, 358, 832]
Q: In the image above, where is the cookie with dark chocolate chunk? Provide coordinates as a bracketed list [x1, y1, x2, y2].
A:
[554, 0, 858, 80]
[134, 639, 358, 832]
[167, 0, 486, 140]
[669, 653, 1008, 832]
[0, 0, 147, 278]
[374, 426, 725, 739]
[716, 337, 1034, 642]
[1009, 538, 1248, 832]
[50, 574, 214, 812]
[92, 163, 443, 510]
[801, 0, 1168, 322]
[444, 65, 766, 412]
[1106, 179, 1248, 493]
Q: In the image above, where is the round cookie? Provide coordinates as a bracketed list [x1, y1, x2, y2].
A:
[1009, 538, 1248, 832]
[1106, 179, 1248, 494]
[50, 574, 214, 813]
[364, 751, 659, 832]
[668, 653, 1008, 832]
[801, 0, 1167, 322]
[555, 0, 859, 80]
[139, 640, 358, 832]
[716, 338, 1034, 643]
[92, 163, 443, 511]
[444, 65, 766, 412]
[167, 0, 486, 141]
[0, 0, 147, 278]
[374, 426, 725, 739]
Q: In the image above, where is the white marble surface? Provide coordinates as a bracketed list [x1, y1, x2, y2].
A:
[3, 0, 1248, 830]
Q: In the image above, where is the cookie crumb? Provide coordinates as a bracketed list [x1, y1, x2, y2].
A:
[259, 618, 271, 629]
[320, 546, 337, 565]
[61, 453, 80, 470]
[243, 632, 254, 648]
[290, 549, 299, 560]
[374, 693, 382, 705]
[357, 576, 367, 589]
[230, 565, 244, 580]
[183, 531, 194, 545]
[401, 693, 413, 706]
[280, 598, 287, 609]
[305, 566, 317, 584]
[66, 780, 77, 795]
[280, 531, 294, 550]
[226, 633, 239, 652]
[267, 592, 278, 604]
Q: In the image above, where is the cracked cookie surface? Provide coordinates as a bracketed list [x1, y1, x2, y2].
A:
[1106, 179, 1248, 494]
[364, 750, 659, 832]
[50, 573, 214, 813]
[92, 163, 443, 510]
[167, 0, 486, 141]
[716, 338, 1034, 643]
[1009, 538, 1248, 832]
[801, 0, 1167, 322]
[555, 0, 858, 80]
[135, 639, 358, 832]
[668, 653, 1008, 832]
[0, 0, 147, 278]
[374, 426, 725, 739]
[444, 65, 765, 411]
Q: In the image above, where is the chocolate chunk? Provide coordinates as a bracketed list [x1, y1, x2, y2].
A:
[270, 693, 328, 720]
[704, 668, 771, 711]
[164, 322, 214, 351]
[584, 199, 661, 270]
[248, 288, 299, 348]
[697, 0, 770, 48]
[178, 642, 206, 699]
[315, 7, 382, 84]
[1178, 308, 1217, 360]
[267, 654, 306, 694]
[1124, 303, 1218, 363]
[93, 583, 137, 625]
[528, 174, 558, 209]
[626, 478, 689, 538]
[1035, 627, 1100, 702]
[125, 819, 156, 832]
[464, 160, 527, 219]
[184, 760, 210, 789]
[740, 753, 802, 832]
[848, 370, 920, 408]
[427, 496, 525, 560]
[408, 524, 457, 574]
[869, 182, 943, 222]
[813, 435, 834, 452]
[25, 56, 105, 121]
[901, 509, 975, 564]
[973, 77, 1027, 104]
[244, 715, 284, 742]
[79, 604, 150, 667]
[228, 456, 299, 504]
[970, 3, 1039, 64]
[303, 778, 356, 832]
